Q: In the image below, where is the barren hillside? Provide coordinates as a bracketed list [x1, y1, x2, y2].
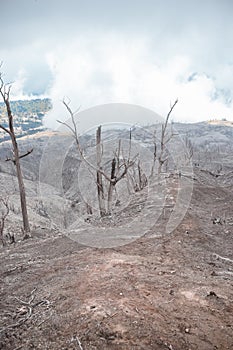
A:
[0, 123, 233, 349]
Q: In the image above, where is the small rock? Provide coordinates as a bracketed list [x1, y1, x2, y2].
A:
[213, 218, 222, 225]
[207, 291, 218, 298]
[211, 271, 217, 276]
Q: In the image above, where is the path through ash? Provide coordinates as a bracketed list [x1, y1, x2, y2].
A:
[39, 103, 193, 248]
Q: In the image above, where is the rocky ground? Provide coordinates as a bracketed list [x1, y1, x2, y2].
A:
[0, 169, 233, 349]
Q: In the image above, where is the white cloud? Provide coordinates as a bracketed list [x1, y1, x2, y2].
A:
[44, 34, 233, 130]
[1, 1, 233, 127]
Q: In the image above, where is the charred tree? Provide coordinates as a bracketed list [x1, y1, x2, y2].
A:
[0, 72, 31, 236]
[96, 126, 107, 216]
[158, 99, 178, 175]
[60, 100, 137, 216]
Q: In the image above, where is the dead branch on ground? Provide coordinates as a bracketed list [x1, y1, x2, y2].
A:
[0, 288, 53, 333]
[213, 253, 233, 264]
[71, 335, 84, 350]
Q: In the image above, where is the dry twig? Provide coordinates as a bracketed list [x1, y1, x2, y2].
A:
[213, 253, 233, 264]
[0, 288, 53, 333]
[71, 335, 84, 350]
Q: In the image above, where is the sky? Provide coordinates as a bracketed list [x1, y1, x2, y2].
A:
[1, 0, 233, 129]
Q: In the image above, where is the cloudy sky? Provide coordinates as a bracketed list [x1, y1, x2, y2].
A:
[1, 0, 233, 129]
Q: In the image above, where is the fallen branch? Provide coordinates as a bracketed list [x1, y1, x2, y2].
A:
[212, 270, 233, 277]
[213, 253, 233, 264]
[37, 311, 53, 327]
[0, 310, 31, 332]
[200, 168, 222, 178]
[71, 335, 84, 350]
[0, 288, 52, 333]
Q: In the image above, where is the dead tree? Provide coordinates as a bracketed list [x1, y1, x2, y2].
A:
[150, 129, 157, 178]
[59, 100, 137, 216]
[106, 134, 138, 214]
[184, 135, 194, 162]
[130, 158, 148, 192]
[158, 99, 178, 175]
[0, 71, 31, 236]
[138, 160, 148, 190]
[96, 126, 107, 216]
[0, 197, 10, 245]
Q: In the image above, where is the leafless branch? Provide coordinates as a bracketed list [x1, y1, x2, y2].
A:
[60, 104, 113, 183]
[5, 148, 33, 164]
[0, 124, 11, 135]
[158, 99, 178, 174]
[115, 153, 138, 183]
[57, 119, 77, 138]
[62, 100, 142, 215]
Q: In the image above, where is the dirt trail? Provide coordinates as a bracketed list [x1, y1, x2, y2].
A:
[0, 179, 233, 349]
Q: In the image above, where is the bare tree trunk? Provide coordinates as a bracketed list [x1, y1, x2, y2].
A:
[0, 75, 30, 236]
[12, 135, 30, 234]
[107, 183, 114, 214]
[158, 158, 163, 176]
[150, 129, 157, 178]
[184, 135, 194, 163]
[158, 99, 178, 176]
[96, 126, 106, 217]
[138, 160, 143, 190]
[107, 158, 116, 214]
[158, 123, 166, 176]
[0, 197, 10, 246]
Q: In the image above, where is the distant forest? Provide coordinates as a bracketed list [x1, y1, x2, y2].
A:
[0, 98, 52, 141]
[0, 98, 52, 116]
